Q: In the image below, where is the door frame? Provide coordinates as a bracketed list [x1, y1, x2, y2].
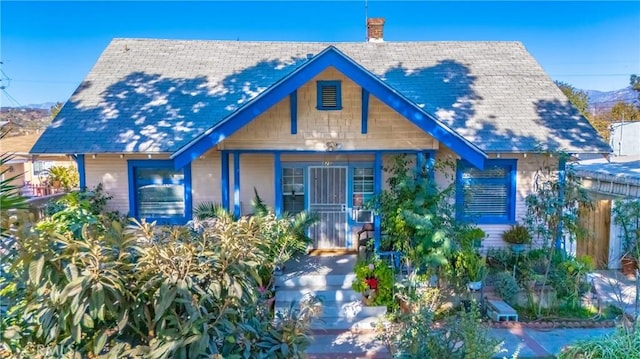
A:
[308, 165, 349, 249]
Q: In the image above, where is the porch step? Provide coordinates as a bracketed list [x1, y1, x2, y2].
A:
[276, 273, 357, 288]
[275, 288, 361, 303]
[310, 314, 384, 331]
[306, 330, 390, 358]
[276, 300, 386, 318]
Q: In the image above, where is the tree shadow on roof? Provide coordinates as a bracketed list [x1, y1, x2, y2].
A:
[34, 56, 306, 154]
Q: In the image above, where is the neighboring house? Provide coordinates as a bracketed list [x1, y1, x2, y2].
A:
[575, 154, 640, 270]
[610, 121, 640, 157]
[31, 20, 610, 250]
[1, 133, 75, 196]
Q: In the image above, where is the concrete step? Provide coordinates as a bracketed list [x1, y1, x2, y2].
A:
[310, 315, 384, 331]
[275, 288, 360, 302]
[306, 329, 390, 358]
[275, 300, 386, 318]
[275, 273, 357, 289]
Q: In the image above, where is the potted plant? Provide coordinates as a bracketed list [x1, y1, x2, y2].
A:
[613, 199, 640, 276]
[502, 224, 532, 253]
[457, 249, 487, 291]
[352, 256, 394, 308]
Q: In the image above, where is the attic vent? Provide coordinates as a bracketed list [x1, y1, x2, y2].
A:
[316, 81, 342, 110]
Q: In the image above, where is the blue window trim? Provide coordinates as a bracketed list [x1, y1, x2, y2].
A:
[374, 152, 382, 251]
[316, 80, 342, 110]
[127, 159, 192, 225]
[455, 159, 517, 225]
[290, 91, 297, 134]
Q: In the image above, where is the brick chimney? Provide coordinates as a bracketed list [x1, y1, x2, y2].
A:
[366, 18, 385, 42]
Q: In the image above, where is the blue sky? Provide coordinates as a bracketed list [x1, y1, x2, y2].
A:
[1, 1, 639, 106]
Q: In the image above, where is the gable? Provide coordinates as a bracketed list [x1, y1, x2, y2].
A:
[172, 46, 486, 169]
[223, 66, 439, 151]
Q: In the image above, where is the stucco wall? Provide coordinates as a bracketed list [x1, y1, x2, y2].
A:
[222, 67, 438, 151]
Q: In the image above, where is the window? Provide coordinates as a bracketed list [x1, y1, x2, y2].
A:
[282, 167, 305, 214]
[128, 160, 191, 224]
[33, 160, 55, 176]
[316, 81, 342, 110]
[352, 167, 374, 223]
[456, 159, 516, 224]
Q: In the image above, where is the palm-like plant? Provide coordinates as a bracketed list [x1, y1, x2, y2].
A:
[1, 130, 27, 238]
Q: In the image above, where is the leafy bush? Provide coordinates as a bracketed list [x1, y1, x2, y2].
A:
[378, 295, 502, 359]
[46, 165, 79, 190]
[494, 271, 520, 306]
[502, 224, 532, 244]
[352, 256, 395, 309]
[559, 326, 640, 359]
[1, 214, 319, 357]
[549, 255, 594, 308]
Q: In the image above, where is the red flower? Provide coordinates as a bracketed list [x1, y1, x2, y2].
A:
[365, 277, 379, 290]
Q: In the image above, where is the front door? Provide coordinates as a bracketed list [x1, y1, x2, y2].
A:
[308, 166, 348, 248]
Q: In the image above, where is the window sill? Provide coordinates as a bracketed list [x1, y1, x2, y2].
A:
[316, 106, 343, 111]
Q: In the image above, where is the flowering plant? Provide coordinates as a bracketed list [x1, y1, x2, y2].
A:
[352, 256, 395, 308]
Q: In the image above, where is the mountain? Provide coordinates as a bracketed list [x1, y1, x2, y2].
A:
[0, 102, 58, 111]
[586, 86, 638, 114]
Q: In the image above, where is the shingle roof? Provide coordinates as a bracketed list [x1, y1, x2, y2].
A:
[31, 38, 611, 155]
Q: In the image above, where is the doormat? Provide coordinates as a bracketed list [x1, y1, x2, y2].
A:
[308, 249, 357, 256]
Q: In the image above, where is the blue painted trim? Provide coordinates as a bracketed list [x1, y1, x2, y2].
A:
[221, 151, 230, 211]
[171, 46, 487, 169]
[75, 154, 86, 190]
[206, 149, 431, 155]
[427, 152, 436, 178]
[373, 152, 382, 252]
[455, 159, 517, 224]
[361, 88, 369, 134]
[416, 152, 425, 176]
[274, 152, 282, 216]
[290, 91, 297, 134]
[556, 157, 566, 250]
[126, 159, 192, 225]
[233, 152, 241, 217]
[316, 80, 343, 110]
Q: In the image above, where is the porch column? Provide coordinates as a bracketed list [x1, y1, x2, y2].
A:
[374, 151, 382, 251]
[555, 156, 567, 251]
[274, 152, 282, 216]
[415, 151, 425, 175]
[221, 151, 229, 211]
[233, 151, 241, 218]
[75, 154, 86, 190]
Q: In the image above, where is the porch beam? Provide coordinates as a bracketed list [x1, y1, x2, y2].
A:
[221, 151, 230, 211]
[374, 151, 382, 251]
[233, 151, 241, 218]
[361, 88, 369, 134]
[274, 152, 282, 216]
[416, 151, 425, 175]
[290, 91, 297, 135]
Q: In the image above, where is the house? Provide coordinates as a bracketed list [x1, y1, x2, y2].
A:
[1, 133, 75, 197]
[30, 20, 611, 250]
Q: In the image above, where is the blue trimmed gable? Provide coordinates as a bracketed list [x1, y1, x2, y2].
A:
[172, 46, 487, 169]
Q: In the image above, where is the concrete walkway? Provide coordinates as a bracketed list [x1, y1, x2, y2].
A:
[279, 255, 633, 358]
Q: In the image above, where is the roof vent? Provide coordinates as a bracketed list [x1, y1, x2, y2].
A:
[366, 18, 385, 42]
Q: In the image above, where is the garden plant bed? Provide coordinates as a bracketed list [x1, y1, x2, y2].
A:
[490, 319, 618, 329]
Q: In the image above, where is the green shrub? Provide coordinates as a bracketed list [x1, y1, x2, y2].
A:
[494, 271, 520, 305]
[1, 214, 319, 358]
[559, 326, 640, 359]
[502, 224, 532, 244]
[353, 256, 395, 309]
[46, 165, 79, 190]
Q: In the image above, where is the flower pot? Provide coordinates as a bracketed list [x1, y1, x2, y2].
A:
[510, 243, 526, 254]
[362, 290, 377, 306]
[467, 281, 482, 291]
[621, 256, 637, 277]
